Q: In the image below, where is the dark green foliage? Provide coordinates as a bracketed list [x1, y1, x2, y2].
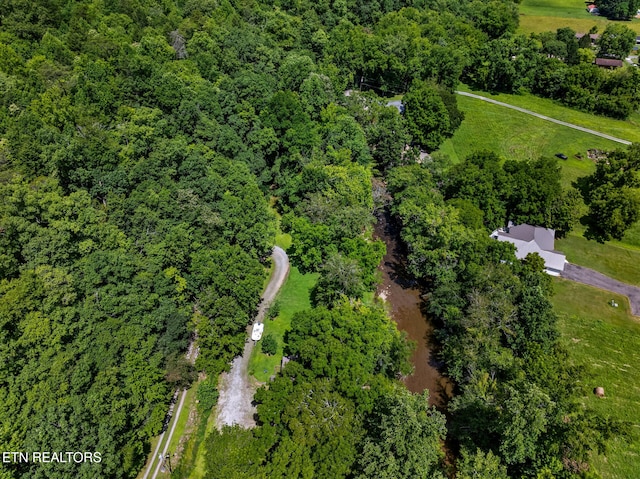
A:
[266, 300, 281, 320]
[446, 198, 485, 230]
[284, 304, 412, 403]
[577, 144, 640, 242]
[245, 303, 434, 478]
[311, 253, 366, 307]
[444, 151, 508, 230]
[1, 0, 633, 477]
[598, 0, 640, 19]
[196, 379, 219, 413]
[355, 389, 447, 479]
[261, 334, 278, 356]
[456, 448, 509, 479]
[464, 30, 640, 119]
[444, 152, 581, 235]
[388, 159, 619, 478]
[165, 353, 197, 389]
[598, 24, 637, 59]
[473, 1, 519, 39]
[403, 81, 453, 151]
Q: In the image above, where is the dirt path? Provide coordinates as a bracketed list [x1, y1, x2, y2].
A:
[562, 263, 640, 316]
[215, 246, 290, 429]
[456, 91, 632, 145]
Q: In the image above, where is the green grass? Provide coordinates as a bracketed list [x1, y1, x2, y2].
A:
[557, 233, 640, 286]
[456, 85, 640, 144]
[437, 92, 622, 186]
[518, 0, 640, 34]
[167, 387, 196, 457]
[618, 221, 640, 249]
[275, 232, 292, 250]
[248, 266, 318, 383]
[552, 278, 640, 479]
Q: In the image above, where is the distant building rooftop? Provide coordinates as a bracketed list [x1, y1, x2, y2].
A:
[575, 33, 600, 40]
[595, 58, 624, 68]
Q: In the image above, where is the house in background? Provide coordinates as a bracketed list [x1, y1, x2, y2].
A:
[595, 58, 624, 68]
[491, 222, 566, 275]
[575, 32, 600, 45]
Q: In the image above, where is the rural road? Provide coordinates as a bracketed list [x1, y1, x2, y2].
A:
[455, 91, 633, 146]
[562, 263, 640, 316]
[143, 342, 198, 479]
[215, 246, 290, 429]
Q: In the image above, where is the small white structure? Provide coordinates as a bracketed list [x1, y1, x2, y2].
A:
[386, 100, 405, 114]
[251, 322, 264, 341]
[491, 222, 566, 275]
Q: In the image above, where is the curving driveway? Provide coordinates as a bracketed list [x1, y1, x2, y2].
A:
[562, 263, 640, 316]
[455, 91, 632, 146]
[215, 246, 290, 429]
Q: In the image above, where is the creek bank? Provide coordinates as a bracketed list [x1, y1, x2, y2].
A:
[374, 209, 453, 407]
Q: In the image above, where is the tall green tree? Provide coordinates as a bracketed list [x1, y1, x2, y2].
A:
[598, 0, 640, 19]
[577, 144, 640, 242]
[598, 24, 636, 58]
[403, 81, 452, 151]
[355, 389, 447, 479]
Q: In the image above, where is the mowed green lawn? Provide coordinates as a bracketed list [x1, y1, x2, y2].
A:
[455, 85, 640, 144]
[441, 87, 640, 265]
[519, 0, 640, 34]
[553, 279, 640, 479]
[248, 266, 317, 382]
[437, 91, 624, 186]
[557, 233, 640, 286]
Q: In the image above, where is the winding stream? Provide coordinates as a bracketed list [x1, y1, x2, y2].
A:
[374, 210, 453, 407]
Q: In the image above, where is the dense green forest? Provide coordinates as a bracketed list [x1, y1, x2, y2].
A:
[0, 0, 636, 478]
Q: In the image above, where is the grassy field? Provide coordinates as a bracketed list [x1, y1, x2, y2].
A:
[557, 233, 640, 286]
[552, 278, 640, 479]
[455, 85, 640, 144]
[440, 87, 640, 270]
[618, 222, 640, 249]
[437, 91, 624, 186]
[248, 266, 317, 382]
[519, 0, 640, 34]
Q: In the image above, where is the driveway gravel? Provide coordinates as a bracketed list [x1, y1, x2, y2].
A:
[215, 246, 290, 429]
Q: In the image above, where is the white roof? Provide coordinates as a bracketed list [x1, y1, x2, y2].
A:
[251, 322, 264, 341]
[495, 235, 566, 272]
[491, 223, 566, 272]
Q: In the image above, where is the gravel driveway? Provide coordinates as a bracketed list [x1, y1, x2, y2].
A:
[215, 246, 290, 429]
[562, 263, 640, 316]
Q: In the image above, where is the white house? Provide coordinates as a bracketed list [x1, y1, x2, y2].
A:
[491, 222, 566, 275]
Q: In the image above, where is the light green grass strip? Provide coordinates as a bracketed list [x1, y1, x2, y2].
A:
[553, 278, 640, 479]
[456, 91, 632, 145]
[248, 266, 318, 383]
[456, 85, 640, 143]
[437, 93, 618, 186]
[518, 0, 640, 34]
[557, 234, 640, 286]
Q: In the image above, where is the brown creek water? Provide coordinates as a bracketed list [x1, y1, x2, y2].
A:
[374, 210, 453, 408]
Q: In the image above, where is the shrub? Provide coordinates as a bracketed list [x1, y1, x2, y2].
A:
[261, 334, 278, 355]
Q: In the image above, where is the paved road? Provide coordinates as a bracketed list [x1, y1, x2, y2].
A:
[215, 246, 290, 429]
[455, 91, 632, 146]
[562, 263, 640, 316]
[143, 342, 198, 479]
